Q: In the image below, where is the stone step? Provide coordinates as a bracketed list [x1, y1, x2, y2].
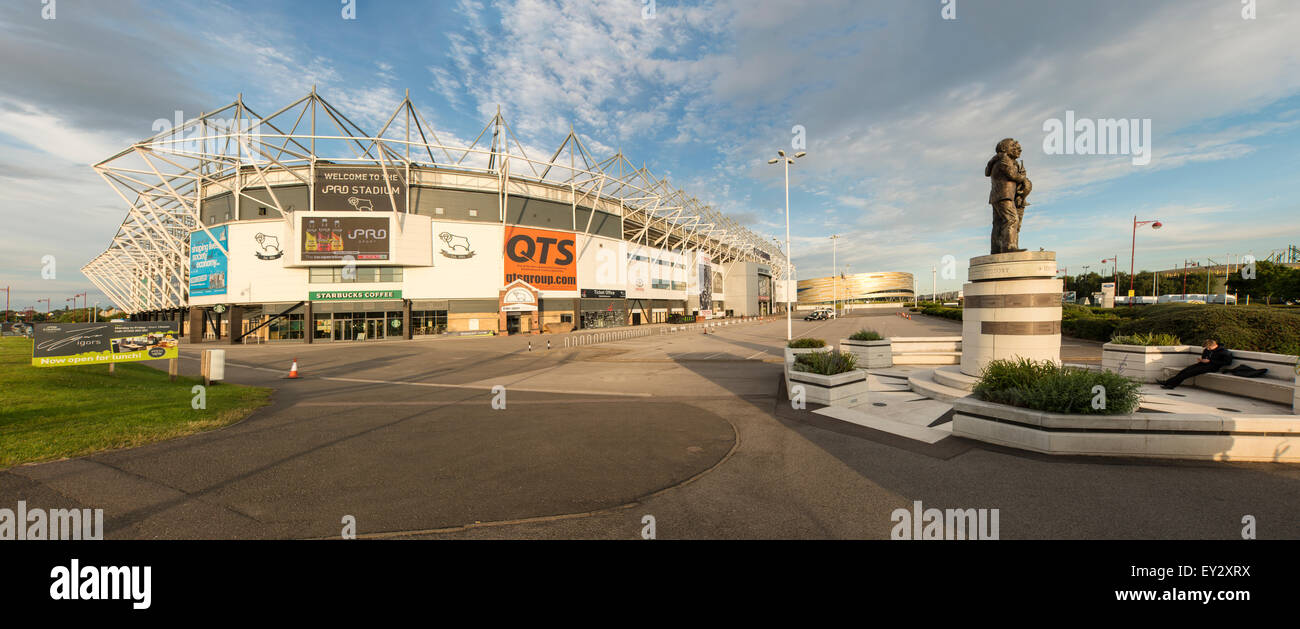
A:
[908, 369, 973, 403]
[933, 365, 977, 391]
[894, 352, 961, 365]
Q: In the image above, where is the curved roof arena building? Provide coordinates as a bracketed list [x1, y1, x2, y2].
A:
[81, 91, 792, 341]
[797, 271, 914, 304]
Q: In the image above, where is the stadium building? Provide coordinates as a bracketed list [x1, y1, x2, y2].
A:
[797, 271, 914, 306]
[81, 91, 794, 343]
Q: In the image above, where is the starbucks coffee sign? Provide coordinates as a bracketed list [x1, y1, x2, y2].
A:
[309, 290, 403, 301]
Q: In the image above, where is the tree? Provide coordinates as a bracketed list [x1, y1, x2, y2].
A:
[1227, 260, 1300, 304]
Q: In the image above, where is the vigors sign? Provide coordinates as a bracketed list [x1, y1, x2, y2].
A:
[314, 166, 407, 212]
[33, 322, 179, 367]
[504, 226, 576, 291]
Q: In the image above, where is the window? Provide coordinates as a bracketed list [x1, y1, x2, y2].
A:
[308, 266, 404, 283]
[468, 209, 478, 217]
[560, 314, 572, 323]
[435, 207, 445, 215]
[651, 279, 687, 291]
[267, 314, 304, 340]
[258, 207, 268, 216]
[412, 310, 448, 335]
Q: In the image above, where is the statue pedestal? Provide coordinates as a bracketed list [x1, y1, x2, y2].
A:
[959, 251, 1063, 377]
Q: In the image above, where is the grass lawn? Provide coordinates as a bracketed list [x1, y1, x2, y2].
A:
[0, 337, 272, 469]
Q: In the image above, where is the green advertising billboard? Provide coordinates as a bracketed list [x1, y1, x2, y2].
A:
[32, 322, 180, 367]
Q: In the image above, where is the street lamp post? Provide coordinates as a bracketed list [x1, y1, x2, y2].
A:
[768, 149, 806, 341]
[1182, 260, 1199, 300]
[844, 263, 851, 310]
[1100, 257, 1118, 303]
[830, 234, 839, 317]
[1129, 216, 1162, 304]
[37, 298, 51, 317]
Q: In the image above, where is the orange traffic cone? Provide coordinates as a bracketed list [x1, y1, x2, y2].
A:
[288, 358, 300, 379]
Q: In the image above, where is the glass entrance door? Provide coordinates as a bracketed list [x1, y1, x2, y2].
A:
[365, 318, 383, 341]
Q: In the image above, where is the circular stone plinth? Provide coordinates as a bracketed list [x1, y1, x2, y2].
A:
[959, 275, 1063, 377]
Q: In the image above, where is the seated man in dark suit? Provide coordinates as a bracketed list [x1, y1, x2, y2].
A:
[1158, 339, 1233, 389]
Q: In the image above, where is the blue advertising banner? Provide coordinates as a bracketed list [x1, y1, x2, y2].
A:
[189, 226, 228, 297]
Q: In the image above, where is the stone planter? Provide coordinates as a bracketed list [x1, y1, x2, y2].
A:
[785, 346, 828, 365]
[951, 396, 1300, 462]
[1100, 343, 1200, 383]
[840, 338, 892, 368]
[787, 367, 869, 407]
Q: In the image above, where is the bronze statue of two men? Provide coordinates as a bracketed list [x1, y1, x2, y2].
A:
[985, 138, 1032, 254]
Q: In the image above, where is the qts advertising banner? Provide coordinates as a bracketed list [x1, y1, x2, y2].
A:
[301, 216, 390, 262]
[504, 226, 576, 291]
[32, 322, 180, 367]
[189, 226, 228, 297]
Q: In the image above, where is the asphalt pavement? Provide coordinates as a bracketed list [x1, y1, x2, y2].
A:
[3, 309, 1297, 539]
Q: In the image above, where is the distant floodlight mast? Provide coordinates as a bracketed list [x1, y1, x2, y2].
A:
[830, 234, 839, 315]
[1130, 216, 1163, 304]
[769, 149, 806, 340]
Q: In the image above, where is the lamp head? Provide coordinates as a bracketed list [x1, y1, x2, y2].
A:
[1151, 221, 1162, 229]
[777, 150, 786, 157]
[767, 158, 778, 164]
[795, 152, 807, 158]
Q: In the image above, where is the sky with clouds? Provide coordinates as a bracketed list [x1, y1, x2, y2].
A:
[2, 0, 1299, 312]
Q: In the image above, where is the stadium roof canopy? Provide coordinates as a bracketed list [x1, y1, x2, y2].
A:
[82, 89, 792, 313]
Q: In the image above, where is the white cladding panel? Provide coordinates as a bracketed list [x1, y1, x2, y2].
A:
[403, 220, 504, 299]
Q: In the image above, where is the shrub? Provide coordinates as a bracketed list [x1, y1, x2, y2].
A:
[792, 350, 858, 375]
[787, 338, 827, 348]
[848, 329, 883, 341]
[1109, 332, 1181, 346]
[973, 358, 1142, 415]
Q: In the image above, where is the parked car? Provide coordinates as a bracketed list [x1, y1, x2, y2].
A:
[803, 310, 827, 321]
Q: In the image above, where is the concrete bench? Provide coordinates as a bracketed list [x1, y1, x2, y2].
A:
[1162, 350, 1297, 405]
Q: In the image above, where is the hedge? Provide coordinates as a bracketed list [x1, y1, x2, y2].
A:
[1114, 304, 1300, 355]
[920, 305, 963, 321]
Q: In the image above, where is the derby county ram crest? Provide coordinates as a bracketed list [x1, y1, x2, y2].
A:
[438, 231, 475, 259]
[254, 232, 284, 260]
